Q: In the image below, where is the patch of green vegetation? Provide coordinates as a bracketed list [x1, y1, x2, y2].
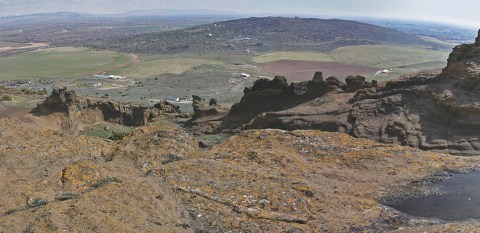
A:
[37, 89, 48, 95]
[5, 208, 18, 215]
[330, 45, 449, 69]
[20, 88, 36, 95]
[1, 95, 37, 109]
[55, 192, 79, 201]
[194, 134, 227, 144]
[109, 131, 127, 140]
[83, 123, 133, 140]
[91, 176, 122, 189]
[252, 51, 335, 63]
[114, 56, 223, 78]
[0, 47, 132, 80]
[0, 95, 12, 101]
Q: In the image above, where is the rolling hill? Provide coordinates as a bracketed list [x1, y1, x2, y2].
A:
[82, 16, 435, 54]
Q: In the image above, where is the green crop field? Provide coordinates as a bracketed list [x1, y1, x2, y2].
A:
[330, 45, 449, 69]
[0, 47, 132, 80]
[252, 51, 335, 63]
[114, 55, 223, 78]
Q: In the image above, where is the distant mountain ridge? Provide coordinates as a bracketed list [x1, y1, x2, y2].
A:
[82, 16, 432, 54]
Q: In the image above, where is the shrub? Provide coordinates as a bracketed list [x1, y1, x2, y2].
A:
[0, 95, 12, 101]
[37, 90, 48, 95]
[91, 176, 122, 189]
[5, 208, 18, 215]
[21, 88, 36, 95]
[29, 198, 48, 208]
[55, 192, 79, 201]
[109, 131, 126, 140]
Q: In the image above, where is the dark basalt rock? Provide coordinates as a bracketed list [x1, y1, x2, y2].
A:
[343, 75, 375, 92]
[227, 75, 330, 125]
[326, 76, 346, 89]
[475, 29, 480, 46]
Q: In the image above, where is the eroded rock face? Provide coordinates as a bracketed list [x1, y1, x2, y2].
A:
[344, 75, 375, 92]
[233, 32, 480, 155]
[226, 75, 331, 126]
[34, 87, 182, 129]
[476, 29, 480, 46]
[191, 95, 228, 120]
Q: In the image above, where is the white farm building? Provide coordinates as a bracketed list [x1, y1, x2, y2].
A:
[94, 74, 126, 80]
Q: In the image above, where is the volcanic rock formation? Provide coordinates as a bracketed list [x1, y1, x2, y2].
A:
[33, 87, 182, 130]
[224, 73, 334, 127]
[191, 95, 228, 120]
[209, 31, 480, 155]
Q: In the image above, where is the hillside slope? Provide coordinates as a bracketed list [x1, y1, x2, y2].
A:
[2, 118, 480, 232]
[83, 17, 431, 54]
[194, 29, 480, 156]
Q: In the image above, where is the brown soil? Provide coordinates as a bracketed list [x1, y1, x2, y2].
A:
[258, 59, 379, 81]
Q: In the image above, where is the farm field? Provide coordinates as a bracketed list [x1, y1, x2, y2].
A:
[253, 44, 450, 81]
[257, 60, 378, 81]
[329, 45, 449, 68]
[0, 44, 450, 82]
[0, 47, 132, 80]
[252, 51, 335, 63]
[0, 43, 451, 109]
[113, 55, 224, 78]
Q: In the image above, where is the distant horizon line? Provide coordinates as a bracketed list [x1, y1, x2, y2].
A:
[0, 9, 477, 30]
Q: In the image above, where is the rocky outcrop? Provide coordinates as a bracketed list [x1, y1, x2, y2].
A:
[343, 75, 376, 92]
[326, 76, 346, 89]
[33, 87, 182, 129]
[3, 118, 480, 232]
[226, 74, 331, 126]
[227, 32, 480, 155]
[191, 95, 228, 120]
[476, 29, 480, 46]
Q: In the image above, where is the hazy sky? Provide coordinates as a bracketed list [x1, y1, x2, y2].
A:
[0, 0, 478, 28]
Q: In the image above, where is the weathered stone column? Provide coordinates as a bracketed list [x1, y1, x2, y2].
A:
[475, 29, 480, 46]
